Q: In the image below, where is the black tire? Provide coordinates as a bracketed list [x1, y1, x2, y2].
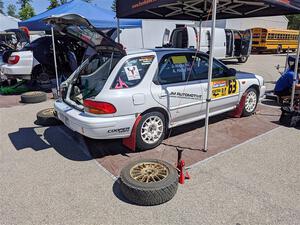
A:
[242, 88, 258, 117]
[238, 56, 248, 63]
[136, 112, 166, 151]
[36, 108, 62, 126]
[21, 91, 47, 103]
[120, 159, 178, 206]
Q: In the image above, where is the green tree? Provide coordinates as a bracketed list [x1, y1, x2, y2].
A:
[19, 3, 35, 20]
[287, 15, 300, 30]
[111, 0, 116, 12]
[17, 0, 32, 8]
[0, 0, 4, 14]
[48, 0, 60, 10]
[60, 0, 67, 4]
[7, 4, 17, 17]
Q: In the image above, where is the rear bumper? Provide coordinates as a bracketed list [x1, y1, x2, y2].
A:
[54, 100, 136, 139]
[1, 64, 31, 80]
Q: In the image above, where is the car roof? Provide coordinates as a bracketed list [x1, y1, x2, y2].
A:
[126, 48, 200, 55]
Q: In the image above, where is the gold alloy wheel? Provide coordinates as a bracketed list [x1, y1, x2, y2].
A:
[42, 108, 55, 116]
[130, 162, 169, 183]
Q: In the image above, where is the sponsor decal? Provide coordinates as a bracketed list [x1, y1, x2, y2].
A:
[171, 56, 188, 64]
[170, 91, 202, 100]
[132, 0, 158, 9]
[108, 127, 130, 134]
[212, 78, 239, 99]
[124, 65, 141, 81]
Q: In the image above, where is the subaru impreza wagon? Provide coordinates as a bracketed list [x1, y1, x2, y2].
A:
[46, 14, 266, 150]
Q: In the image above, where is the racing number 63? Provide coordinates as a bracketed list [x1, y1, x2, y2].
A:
[228, 79, 237, 95]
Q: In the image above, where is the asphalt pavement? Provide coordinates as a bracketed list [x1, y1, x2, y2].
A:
[0, 54, 299, 225]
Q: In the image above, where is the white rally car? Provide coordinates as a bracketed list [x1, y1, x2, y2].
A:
[48, 14, 266, 151]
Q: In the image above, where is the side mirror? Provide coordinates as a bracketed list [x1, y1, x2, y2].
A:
[227, 68, 237, 76]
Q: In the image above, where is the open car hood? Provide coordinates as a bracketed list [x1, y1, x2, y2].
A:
[44, 14, 126, 56]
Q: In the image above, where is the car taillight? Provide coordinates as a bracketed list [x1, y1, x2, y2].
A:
[8, 55, 20, 64]
[83, 99, 116, 114]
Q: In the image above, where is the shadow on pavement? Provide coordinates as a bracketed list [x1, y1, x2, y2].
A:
[85, 112, 229, 160]
[261, 99, 281, 107]
[112, 179, 135, 205]
[8, 125, 92, 161]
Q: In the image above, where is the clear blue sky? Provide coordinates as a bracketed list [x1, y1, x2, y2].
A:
[4, 0, 113, 14]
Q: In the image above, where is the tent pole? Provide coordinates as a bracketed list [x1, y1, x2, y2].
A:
[141, 26, 145, 48]
[197, 19, 202, 51]
[290, 30, 300, 108]
[117, 18, 120, 43]
[203, 0, 217, 152]
[51, 27, 59, 96]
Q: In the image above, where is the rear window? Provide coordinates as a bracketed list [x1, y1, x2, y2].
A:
[112, 56, 154, 89]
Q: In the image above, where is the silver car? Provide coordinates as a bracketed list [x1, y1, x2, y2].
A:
[48, 14, 266, 151]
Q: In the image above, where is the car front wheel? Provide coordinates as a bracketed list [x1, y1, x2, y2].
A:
[243, 88, 258, 116]
[136, 112, 166, 151]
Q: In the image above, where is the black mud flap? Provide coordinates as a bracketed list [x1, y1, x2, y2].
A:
[279, 107, 300, 127]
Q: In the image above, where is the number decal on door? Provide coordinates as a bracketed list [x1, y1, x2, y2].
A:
[228, 79, 238, 94]
[212, 78, 239, 99]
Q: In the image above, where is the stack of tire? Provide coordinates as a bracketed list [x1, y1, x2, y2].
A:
[20, 91, 61, 126]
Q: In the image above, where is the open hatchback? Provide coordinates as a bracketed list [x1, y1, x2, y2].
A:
[44, 14, 126, 110]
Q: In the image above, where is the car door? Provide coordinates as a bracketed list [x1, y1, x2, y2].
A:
[225, 29, 234, 57]
[241, 29, 252, 57]
[196, 54, 239, 115]
[151, 53, 203, 125]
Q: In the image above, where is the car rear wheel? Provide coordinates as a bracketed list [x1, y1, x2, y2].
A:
[243, 88, 258, 116]
[136, 112, 166, 151]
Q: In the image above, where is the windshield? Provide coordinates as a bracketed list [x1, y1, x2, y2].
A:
[68, 52, 122, 106]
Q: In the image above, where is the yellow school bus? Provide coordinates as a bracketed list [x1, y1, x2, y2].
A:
[251, 27, 299, 53]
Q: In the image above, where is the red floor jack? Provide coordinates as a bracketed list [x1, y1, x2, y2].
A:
[176, 148, 190, 184]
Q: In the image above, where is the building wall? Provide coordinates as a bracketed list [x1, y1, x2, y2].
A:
[141, 19, 194, 48]
[203, 16, 288, 30]
[0, 14, 19, 31]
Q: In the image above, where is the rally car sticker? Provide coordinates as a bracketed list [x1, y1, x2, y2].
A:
[125, 65, 141, 81]
[171, 55, 188, 64]
[211, 77, 239, 99]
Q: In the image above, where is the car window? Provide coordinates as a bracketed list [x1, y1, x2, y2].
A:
[190, 54, 230, 80]
[157, 54, 193, 85]
[112, 56, 154, 89]
[190, 55, 209, 80]
[212, 59, 228, 79]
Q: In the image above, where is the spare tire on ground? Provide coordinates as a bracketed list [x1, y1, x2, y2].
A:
[36, 108, 62, 126]
[21, 91, 47, 103]
[120, 159, 178, 206]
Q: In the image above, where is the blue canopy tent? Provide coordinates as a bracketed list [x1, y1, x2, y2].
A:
[18, 0, 142, 31]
